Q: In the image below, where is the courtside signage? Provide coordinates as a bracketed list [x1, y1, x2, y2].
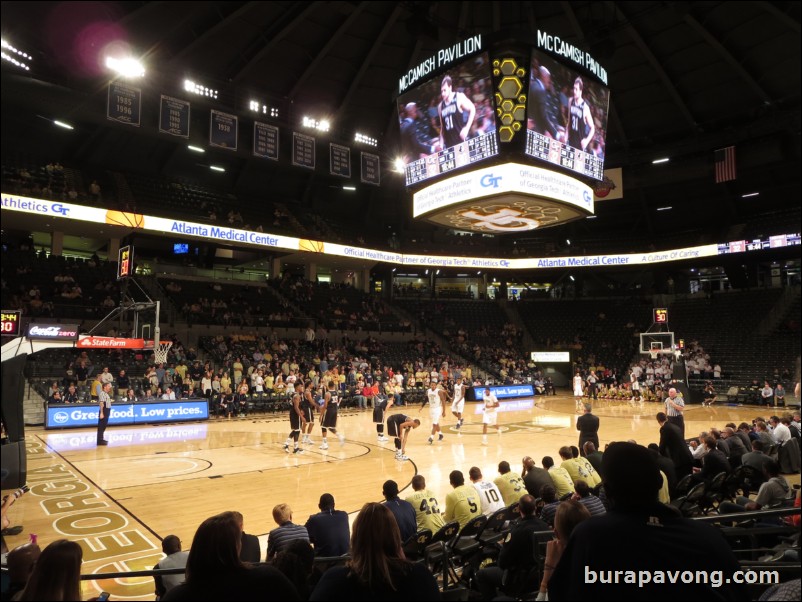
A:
[530, 351, 571, 362]
[45, 400, 210, 429]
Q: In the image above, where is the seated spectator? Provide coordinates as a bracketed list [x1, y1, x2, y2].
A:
[4, 540, 41, 600]
[539, 485, 561, 526]
[521, 456, 553, 498]
[266, 503, 309, 561]
[14, 539, 83, 601]
[309, 502, 439, 601]
[162, 511, 300, 601]
[582, 442, 603, 476]
[234, 511, 261, 564]
[304, 493, 350, 557]
[154, 535, 189, 600]
[537, 500, 591, 601]
[572, 480, 606, 516]
[692, 436, 730, 483]
[719, 460, 792, 515]
[475, 494, 550, 599]
[381, 480, 417, 542]
[548, 442, 746, 600]
[270, 539, 315, 600]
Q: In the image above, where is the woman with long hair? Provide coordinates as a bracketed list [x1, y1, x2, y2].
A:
[162, 511, 300, 601]
[15, 539, 83, 601]
[310, 502, 439, 601]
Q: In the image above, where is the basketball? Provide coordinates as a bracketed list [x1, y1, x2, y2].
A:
[298, 239, 324, 253]
[105, 210, 145, 229]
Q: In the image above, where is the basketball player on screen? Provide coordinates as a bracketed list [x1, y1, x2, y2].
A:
[438, 75, 476, 150]
[566, 76, 595, 151]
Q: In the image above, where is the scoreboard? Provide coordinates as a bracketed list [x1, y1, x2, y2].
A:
[405, 132, 499, 186]
[1, 310, 22, 336]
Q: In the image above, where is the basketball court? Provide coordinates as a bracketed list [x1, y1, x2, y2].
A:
[3, 393, 795, 600]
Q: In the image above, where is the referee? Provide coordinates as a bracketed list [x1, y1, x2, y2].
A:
[664, 387, 685, 438]
[97, 382, 112, 446]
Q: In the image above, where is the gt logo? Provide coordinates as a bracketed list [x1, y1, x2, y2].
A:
[480, 174, 502, 188]
[459, 208, 538, 232]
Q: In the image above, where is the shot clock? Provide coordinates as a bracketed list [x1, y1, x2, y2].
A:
[1, 310, 22, 336]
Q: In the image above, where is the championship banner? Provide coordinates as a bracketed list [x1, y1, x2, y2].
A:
[107, 82, 141, 127]
[292, 132, 315, 169]
[361, 152, 380, 185]
[210, 110, 238, 150]
[254, 122, 279, 160]
[159, 95, 190, 138]
[329, 143, 351, 177]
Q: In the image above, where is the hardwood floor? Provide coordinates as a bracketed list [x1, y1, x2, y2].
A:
[3, 393, 797, 600]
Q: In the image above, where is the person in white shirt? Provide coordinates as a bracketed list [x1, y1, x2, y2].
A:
[769, 416, 791, 445]
[99, 366, 114, 386]
[161, 387, 176, 400]
[420, 380, 447, 444]
[469, 466, 505, 516]
[481, 387, 501, 445]
[153, 535, 189, 599]
[451, 376, 467, 429]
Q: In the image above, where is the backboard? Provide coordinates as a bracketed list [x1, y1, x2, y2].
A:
[639, 331, 675, 354]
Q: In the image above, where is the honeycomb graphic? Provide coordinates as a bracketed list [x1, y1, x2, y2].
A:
[492, 58, 527, 142]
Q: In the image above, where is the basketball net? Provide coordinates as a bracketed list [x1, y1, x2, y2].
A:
[153, 341, 173, 364]
[649, 350, 659, 361]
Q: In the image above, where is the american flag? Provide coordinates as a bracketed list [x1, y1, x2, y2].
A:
[714, 146, 736, 183]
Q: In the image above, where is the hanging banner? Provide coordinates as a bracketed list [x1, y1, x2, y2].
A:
[330, 143, 351, 177]
[159, 95, 190, 138]
[210, 110, 238, 150]
[292, 132, 315, 169]
[254, 122, 279, 160]
[107, 82, 141, 126]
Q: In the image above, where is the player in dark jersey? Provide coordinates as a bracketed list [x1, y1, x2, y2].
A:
[283, 382, 307, 454]
[301, 381, 316, 445]
[387, 413, 421, 461]
[320, 381, 344, 450]
[373, 389, 393, 443]
[438, 75, 476, 150]
[566, 76, 595, 151]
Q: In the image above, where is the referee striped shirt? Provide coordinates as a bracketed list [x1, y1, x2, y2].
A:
[665, 394, 684, 417]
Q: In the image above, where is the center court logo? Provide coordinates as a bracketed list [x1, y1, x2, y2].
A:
[458, 208, 539, 232]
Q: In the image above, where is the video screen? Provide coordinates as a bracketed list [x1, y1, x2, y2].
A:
[397, 52, 499, 187]
[525, 49, 610, 181]
[173, 243, 189, 254]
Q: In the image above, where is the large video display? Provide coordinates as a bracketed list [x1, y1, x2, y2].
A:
[525, 49, 610, 181]
[397, 52, 499, 187]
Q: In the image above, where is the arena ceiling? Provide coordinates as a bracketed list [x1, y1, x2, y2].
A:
[2, 1, 800, 255]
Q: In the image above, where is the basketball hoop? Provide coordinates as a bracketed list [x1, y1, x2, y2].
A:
[153, 341, 173, 364]
[649, 350, 659, 361]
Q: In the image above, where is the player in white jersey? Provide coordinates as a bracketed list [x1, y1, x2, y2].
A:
[573, 371, 585, 413]
[481, 387, 501, 445]
[451, 377, 467, 429]
[468, 466, 506, 516]
[420, 380, 447, 444]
